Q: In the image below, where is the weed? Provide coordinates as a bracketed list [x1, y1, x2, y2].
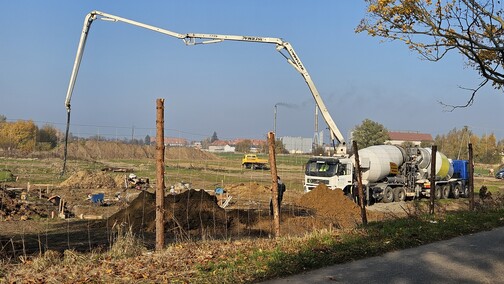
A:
[106, 224, 146, 259]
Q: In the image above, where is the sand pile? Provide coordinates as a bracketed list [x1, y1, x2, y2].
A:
[60, 170, 120, 189]
[107, 189, 230, 237]
[298, 184, 362, 228]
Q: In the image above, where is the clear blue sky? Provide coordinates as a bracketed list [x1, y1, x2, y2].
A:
[1, 1, 503, 143]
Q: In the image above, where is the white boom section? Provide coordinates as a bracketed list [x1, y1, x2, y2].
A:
[64, 10, 346, 150]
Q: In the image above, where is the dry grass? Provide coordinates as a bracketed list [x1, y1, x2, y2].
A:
[2, 202, 504, 283]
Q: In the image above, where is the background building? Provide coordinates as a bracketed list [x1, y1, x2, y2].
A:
[386, 131, 433, 146]
[281, 136, 313, 154]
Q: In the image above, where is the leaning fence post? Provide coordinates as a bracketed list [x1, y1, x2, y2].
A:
[352, 141, 367, 225]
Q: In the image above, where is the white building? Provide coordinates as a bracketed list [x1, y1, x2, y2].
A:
[281, 136, 313, 154]
[208, 140, 236, 153]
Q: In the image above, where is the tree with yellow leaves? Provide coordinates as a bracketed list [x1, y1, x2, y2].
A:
[0, 120, 37, 152]
[357, 0, 504, 107]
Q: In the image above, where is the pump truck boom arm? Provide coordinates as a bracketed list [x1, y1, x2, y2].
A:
[62, 10, 346, 173]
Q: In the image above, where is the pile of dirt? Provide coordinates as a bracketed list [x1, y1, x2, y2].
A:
[298, 184, 362, 228]
[226, 182, 271, 200]
[165, 147, 219, 161]
[0, 187, 58, 221]
[107, 189, 230, 238]
[46, 141, 219, 161]
[60, 170, 121, 189]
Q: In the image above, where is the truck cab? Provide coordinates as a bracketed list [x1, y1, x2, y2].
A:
[304, 157, 353, 193]
[242, 154, 268, 170]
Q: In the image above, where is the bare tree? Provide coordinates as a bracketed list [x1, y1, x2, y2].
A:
[357, 0, 504, 108]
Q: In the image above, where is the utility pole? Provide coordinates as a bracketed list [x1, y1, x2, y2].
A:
[131, 125, 135, 142]
[274, 104, 277, 134]
[313, 105, 319, 151]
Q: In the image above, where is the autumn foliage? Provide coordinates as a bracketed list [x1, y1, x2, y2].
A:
[0, 120, 59, 152]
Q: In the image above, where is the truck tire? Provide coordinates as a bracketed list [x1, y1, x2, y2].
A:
[382, 186, 394, 203]
[434, 185, 442, 200]
[440, 185, 450, 199]
[461, 185, 469, 198]
[452, 184, 461, 199]
[393, 187, 406, 202]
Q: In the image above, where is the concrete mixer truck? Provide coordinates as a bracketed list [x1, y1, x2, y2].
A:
[304, 145, 470, 204]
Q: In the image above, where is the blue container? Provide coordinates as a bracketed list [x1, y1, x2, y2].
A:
[91, 193, 104, 204]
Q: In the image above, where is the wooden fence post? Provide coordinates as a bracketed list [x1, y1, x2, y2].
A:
[468, 143, 474, 211]
[352, 141, 367, 225]
[156, 98, 166, 251]
[267, 131, 280, 238]
[429, 145, 437, 215]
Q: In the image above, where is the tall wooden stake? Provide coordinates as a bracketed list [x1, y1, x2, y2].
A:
[468, 143, 474, 211]
[352, 141, 367, 225]
[155, 99, 165, 251]
[429, 145, 437, 215]
[267, 131, 280, 238]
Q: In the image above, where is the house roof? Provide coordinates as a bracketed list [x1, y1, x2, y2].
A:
[388, 131, 433, 142]
[230, 138, 266, 146]
[210, 140, 230, 146]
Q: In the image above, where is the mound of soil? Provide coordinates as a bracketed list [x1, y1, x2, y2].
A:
[0, 187, 58, 221]
[165, 147, 218, 161]
[298, 184, 362, 228]
[47, 141, 219, 161]
[60, 170, 120, 189]
[107, 189, 230, 238]
[226, 182, 271, 200]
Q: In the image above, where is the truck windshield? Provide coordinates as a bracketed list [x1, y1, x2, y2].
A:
[305, 161, 339, 177]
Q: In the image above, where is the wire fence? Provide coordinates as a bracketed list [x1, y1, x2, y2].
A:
[1, 134, 503, 260]
[0, 140, 332, 259]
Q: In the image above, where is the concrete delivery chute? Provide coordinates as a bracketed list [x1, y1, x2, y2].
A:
[62, 10, 346, 174]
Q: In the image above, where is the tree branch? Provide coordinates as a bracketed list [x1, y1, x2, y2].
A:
[439, 78, 489, 111]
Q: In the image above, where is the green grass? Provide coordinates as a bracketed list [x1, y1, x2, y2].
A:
[0, 169, 15, 182]
[195, 208, 504, 283]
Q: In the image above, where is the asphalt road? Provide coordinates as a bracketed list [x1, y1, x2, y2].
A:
[262, 226, 504, 284]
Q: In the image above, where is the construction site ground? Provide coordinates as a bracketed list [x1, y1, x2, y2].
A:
[1, 141, 502, 257]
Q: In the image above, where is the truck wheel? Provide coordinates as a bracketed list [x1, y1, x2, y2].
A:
[434, 185, 442, 200]
[461, 185, 469, 198]
[393, 187, 406, 202]
[452, 184, 461, 199]
[440, 185, 450, 199]
[382, 186, 394, 203]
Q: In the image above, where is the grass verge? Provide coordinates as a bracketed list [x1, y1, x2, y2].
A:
[2, 208, 504, 283]
[194, 208, 504, 283]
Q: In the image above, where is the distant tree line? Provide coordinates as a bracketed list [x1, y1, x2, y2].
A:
[0, 115, 153, 153]
[2, 115, 501, 164]
[351, 119, 504, 164]
[434, 127, 503, 164]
